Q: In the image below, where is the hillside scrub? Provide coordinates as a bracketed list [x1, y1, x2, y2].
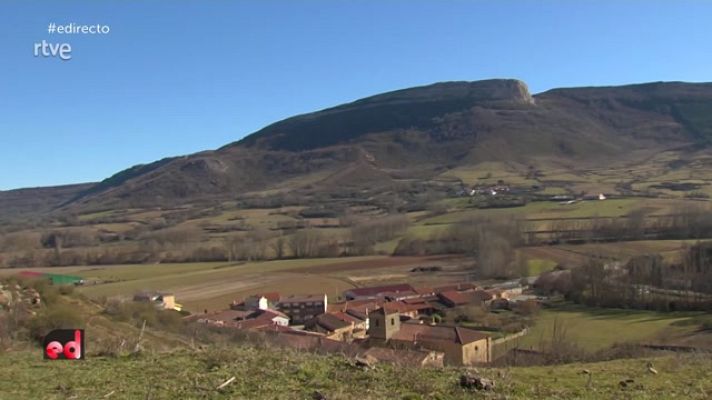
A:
[0, 277, 83, 346]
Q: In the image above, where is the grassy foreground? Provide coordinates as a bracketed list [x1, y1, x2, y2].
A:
[1, 345, 712, 399]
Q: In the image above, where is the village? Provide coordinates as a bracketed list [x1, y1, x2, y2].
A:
[134, 279, 538, 368]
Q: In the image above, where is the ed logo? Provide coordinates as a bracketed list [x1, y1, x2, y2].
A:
[43, 329, 84, 360]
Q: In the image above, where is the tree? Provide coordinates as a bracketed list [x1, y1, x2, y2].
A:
[288, 229, 322, 258]
[271, 236, 286, 259]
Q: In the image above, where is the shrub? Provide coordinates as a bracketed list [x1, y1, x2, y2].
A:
[104, 300, 185, 331]
[28, 304, 84, 342]
[58, 285, 74, 296]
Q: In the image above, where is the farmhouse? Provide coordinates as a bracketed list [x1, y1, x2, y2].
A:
[195, 308, 289, 328]
[368, 307, 491, 365]
[304, 313, 354, 340]
[133, 291, 182, 311]
[240, 292, 280, 310]
[276, 294, 328, 324]
[437, 290, 482, 308]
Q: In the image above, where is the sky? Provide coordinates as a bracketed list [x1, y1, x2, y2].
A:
[0, 1, 711, 190]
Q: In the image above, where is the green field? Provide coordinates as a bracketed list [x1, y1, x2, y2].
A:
[526, 258, 557, 276]
[521, 305, 698, 352]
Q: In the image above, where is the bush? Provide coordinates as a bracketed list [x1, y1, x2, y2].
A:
[28, 304, 85, 342]
[104, 300, 185, 331]
[58, 285, 74, 296]
[513, 300, 541, 317]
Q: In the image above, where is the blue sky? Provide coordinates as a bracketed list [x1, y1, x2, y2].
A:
[0, 1, 710, 190]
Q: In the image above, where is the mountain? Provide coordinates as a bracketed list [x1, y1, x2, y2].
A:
[7, 79, 712, 217]
[0, 183, 94, 222]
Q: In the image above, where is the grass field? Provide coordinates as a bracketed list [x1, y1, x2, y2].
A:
[71, 258, 376, 312]
[2, 345, 712, 399]
[521, 305, 699, 352]
[526, 258, 557, 276]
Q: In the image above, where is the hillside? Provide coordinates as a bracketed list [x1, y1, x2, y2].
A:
[0, 183, 94, 222]
[2, 345, 711, 399]
[8, 79, 712, 216]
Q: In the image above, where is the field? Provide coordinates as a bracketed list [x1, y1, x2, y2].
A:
[0, 256, 461, 313]
[520, 305, 699, 352]
[2, 346, 712, 399]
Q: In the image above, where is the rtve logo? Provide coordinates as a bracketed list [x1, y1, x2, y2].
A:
[43, 329, 84, 360]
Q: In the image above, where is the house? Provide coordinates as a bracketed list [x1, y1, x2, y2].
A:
[437, 290, 491, 308]
[276, 294, 328, 324]
[368, 307, 492, 366]
[133, 291, 182, 311]
[331, 310, 368, 331]
[240, 292, 280, 310]
[251, 309, 290, 327]
[195, 310, 250, 326]
[486, 286, 522, 301]
[402, 297, 439, 315]
[381, 301, 421, 319]
[437, 290, 477, 308]
[330, 299, 381, 314]
[196, 308, 289, 329]
[344, 284, 418, 301]
[304, 313, 354, 340]
[414, 286, 436, 296]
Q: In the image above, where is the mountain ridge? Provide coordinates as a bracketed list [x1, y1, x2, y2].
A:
[4, 78, 712, 219]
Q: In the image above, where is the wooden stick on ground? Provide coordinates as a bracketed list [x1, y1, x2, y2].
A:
[216, 376, 236, 390]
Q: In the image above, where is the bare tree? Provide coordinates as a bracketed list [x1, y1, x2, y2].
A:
[288, 229, 323, 258]
[271, 236, 286, 259]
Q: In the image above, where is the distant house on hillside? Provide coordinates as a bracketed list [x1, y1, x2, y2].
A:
[238, 292, 281, 310]
[276, 294, 328, 324]
[133, 291, 182, 311]
[195, 308, 289, 329]
[368, 307, 492, 365]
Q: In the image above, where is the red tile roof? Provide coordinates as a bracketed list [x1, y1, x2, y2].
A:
[306, 313, 352, 332]
[251, 292, 281, 303]
[433, 283, 478, 293]
[331, 299, 382, 313]
[198, 310, 250, 323]
[382, 301, 419, 314]
[254, 309, 289, 321]
[330, 311, 365, 324]
[391, 323, 489, 345]
[437, 290, 478, 306]
[413, 287, 435, 295]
